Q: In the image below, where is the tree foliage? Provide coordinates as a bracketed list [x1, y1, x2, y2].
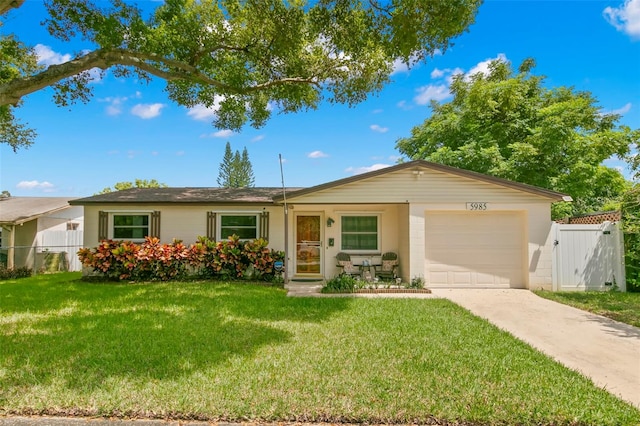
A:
[396, 58, 639, 218]
[217, 142, 255, 188]
[0, 0, 482, 150]
[98, 178, 167, 194]
[621, 184, 640, 291]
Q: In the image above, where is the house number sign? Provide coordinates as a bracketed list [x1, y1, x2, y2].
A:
[466, 202, 488, 211]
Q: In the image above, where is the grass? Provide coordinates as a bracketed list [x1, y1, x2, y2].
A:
[1, 273, 639, 425]
[535, 290, 640, 328]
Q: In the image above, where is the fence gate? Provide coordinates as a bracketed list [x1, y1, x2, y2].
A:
[552, 222, 625, 291]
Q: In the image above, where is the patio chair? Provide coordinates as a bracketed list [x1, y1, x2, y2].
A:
[336, 252, 360, 278]
[375, 252, 399, 281]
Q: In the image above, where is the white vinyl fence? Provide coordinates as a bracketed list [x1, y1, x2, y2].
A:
[552, 222, 625, 291]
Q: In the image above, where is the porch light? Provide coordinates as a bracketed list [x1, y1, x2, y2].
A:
[326, 217, 335, 227]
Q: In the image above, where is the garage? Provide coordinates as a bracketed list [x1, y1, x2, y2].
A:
[425, 211, 526, 288]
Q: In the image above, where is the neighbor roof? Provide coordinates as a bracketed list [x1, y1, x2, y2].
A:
[0, 197, 77, 225]
[275, 160, 572, 202]
[70, 187, 303, 205]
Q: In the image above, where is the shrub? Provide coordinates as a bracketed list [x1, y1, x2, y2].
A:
[408, 276, 425, 289]
[0, 266, 33, 280]
[78, 235, 285, 282]
[322, 274, 361, 293]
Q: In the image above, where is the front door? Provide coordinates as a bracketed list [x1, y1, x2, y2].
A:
[296, 215, 322, 275]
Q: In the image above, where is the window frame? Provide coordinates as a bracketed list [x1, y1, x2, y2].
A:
[109, 211, 152, 242]
[340, 214, 380, 253]
[217, 212, 261, 241]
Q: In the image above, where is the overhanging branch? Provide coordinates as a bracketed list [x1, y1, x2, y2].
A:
[0, 48, 323, 106]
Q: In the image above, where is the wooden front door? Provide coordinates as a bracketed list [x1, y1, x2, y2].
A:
[296, 215, 322, 274]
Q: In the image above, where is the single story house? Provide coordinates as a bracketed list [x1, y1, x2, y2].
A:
[0, 196, 83, 270]
[71, 160, 572, 290]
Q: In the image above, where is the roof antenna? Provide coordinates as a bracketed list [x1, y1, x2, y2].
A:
[279, 154, 289, 284]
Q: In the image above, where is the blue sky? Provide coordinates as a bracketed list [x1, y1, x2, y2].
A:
[1, 0, 639, 197]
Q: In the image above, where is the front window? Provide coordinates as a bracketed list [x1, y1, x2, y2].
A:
[220, 214, 258, 240]
[341, 215, 378, 251]
[113, 214, 149, 240]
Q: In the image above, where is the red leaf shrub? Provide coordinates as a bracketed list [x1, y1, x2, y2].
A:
[78, 235, 285, 282]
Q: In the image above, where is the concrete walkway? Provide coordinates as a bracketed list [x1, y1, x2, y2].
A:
[432, 289, 640, 409]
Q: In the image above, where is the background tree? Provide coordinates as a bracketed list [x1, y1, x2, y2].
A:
[396, 58, 639, 218]
[238, 147, 255, 188]
[216, 142, 235, 187]
[0, 0, 481, 150]
[217, 143, 254, 188]
[621, 185, 640, 291]
[97, 179, 167, 194]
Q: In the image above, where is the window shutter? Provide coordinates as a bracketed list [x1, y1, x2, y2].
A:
[260, 211, 269, 240]
[98, 211, 108, 241]
[150, 211, 161, 238]
[206, 212, 216, 240]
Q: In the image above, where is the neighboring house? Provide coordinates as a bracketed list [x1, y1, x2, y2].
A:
[0, 197, 84, 271]
[72, 160, 572, 290]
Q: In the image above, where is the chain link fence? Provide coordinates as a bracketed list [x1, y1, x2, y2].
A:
[0, 243, 84, 273]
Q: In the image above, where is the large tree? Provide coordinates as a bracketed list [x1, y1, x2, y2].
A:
[217, 142, 254, 188]
[97, 178, 167, 194]
[0, 0, 481, 151]
[396, 58, 640, 217]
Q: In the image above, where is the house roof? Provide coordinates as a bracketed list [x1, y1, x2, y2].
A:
[0, 197, 77, 225]
[70, 187, 303, 205]
[275, 160, 572, 202]
[68, 161, 571, 206]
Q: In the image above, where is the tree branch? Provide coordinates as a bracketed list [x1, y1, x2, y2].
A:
[0, 47, 322, 106]
[0, 0, 25, 16]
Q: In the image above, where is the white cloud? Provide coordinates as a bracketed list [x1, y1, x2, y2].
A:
[251, 135, 265, 142]
[611, 102, 633, 115]
[308, 150, 329, 158]
[102, 96, 128, 116]
[34, 44, 71, 66]
[187, 100, 224, 121]
[176, 151, 185, 156]
[465, 54, 507, 81]
[604, 0, 640, 38]
[16, 180, 55, 191]
[430, 68, 445, 79]
[345, 163, 391, 175]
[212, 129, 234, 138]
[414, 84, 451, 105]
[391, 58, 410, 75]
[131, 103, 165, 119]
[370, 124, 389, 133]
[397, 100, 412, 111]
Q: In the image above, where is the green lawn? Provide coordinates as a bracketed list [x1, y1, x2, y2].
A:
[1, 273, 639, 425]
[535, 290, 640, 328]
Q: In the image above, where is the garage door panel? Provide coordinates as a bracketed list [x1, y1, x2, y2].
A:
[425, 212, 525, 288]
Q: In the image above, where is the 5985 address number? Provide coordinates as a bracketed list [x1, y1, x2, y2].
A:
[466, 202, 488, 211]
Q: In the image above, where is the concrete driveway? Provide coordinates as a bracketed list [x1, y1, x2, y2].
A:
[432, 289, 640, 409]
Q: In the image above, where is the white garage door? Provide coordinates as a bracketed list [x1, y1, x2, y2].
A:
[425, 211, 525, 288]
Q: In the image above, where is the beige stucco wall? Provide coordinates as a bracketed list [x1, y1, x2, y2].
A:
[14, 220, 37, 269]
[83, 204, 285, 249]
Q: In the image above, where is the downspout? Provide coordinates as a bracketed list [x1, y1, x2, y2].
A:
[7, 224, 15, 269]
[279, 154, 289, 284]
